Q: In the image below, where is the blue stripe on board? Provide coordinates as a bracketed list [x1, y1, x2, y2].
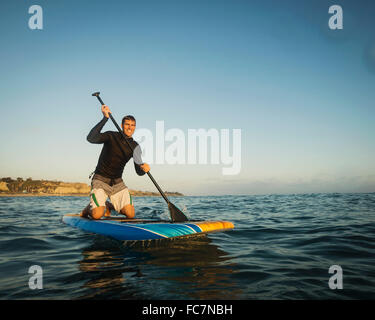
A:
[98, 220, 198, 238]
[185, 223, 202, 233]
[63, 216, 164, 240]
[138, 223, 197, 238]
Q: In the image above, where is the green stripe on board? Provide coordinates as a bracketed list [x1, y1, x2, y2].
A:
[91, 193, 99, 207]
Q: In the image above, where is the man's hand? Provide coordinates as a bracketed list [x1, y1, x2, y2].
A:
[101, 105, 111, 118]
[140, 163, 150, 173]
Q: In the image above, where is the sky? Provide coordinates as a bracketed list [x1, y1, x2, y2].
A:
[0, 0, 375, 195]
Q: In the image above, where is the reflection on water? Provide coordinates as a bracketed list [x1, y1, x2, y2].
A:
[76, 234, 241, 299]
[79, 248, 125, 298]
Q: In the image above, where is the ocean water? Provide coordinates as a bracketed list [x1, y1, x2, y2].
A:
[0, 193, 374, 300]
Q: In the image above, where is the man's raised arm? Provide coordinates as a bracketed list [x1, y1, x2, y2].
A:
[87, 105, 111, 143]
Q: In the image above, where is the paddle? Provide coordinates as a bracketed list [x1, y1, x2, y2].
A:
[91, 91, 188, 222]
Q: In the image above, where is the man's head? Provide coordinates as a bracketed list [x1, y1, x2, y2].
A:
[122, 115, 136, 137]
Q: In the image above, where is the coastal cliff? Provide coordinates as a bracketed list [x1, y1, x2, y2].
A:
[0, 177, 183, 197]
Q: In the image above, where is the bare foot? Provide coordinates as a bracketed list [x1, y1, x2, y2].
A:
[80, 204, 91, 218]
[104, 201, 115, 217]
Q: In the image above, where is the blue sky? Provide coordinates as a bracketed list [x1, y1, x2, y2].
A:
[1, 0, 374, 195]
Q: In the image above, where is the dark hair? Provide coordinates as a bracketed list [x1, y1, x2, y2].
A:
[122, 115, 136, 126]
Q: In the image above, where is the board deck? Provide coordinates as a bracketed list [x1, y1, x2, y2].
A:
[62, 214, 234, 241]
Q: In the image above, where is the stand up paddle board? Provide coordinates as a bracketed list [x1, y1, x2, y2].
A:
[62, 214, 234, 241]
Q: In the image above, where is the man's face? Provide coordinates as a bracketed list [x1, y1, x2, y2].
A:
[122, 119, 136, 137]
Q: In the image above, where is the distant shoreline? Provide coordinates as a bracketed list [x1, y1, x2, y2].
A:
[0, 177, 183, 197]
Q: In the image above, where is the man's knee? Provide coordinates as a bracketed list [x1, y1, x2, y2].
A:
[120, 204, 135, 219]
[91, 206, 105, 220]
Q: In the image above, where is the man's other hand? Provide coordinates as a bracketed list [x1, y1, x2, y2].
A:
[140, 163, 150, 173]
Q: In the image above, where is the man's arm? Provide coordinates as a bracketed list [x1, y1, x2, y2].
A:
[87, 105, 111, 143]
[132, 143, 149, 176]
[87, 116, 109, 143]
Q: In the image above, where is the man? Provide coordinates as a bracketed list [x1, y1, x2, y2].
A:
[80, 104, 150, 220]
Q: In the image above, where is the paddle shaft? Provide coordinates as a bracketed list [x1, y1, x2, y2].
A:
[93, 94, 170, 204]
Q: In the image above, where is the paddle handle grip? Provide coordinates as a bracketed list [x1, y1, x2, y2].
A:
[95, 95, 105, 106]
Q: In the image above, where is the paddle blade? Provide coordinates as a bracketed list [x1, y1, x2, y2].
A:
[168, 202, 188, 222]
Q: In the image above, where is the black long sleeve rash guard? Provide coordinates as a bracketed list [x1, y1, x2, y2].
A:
[87, 116, 145, 179]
